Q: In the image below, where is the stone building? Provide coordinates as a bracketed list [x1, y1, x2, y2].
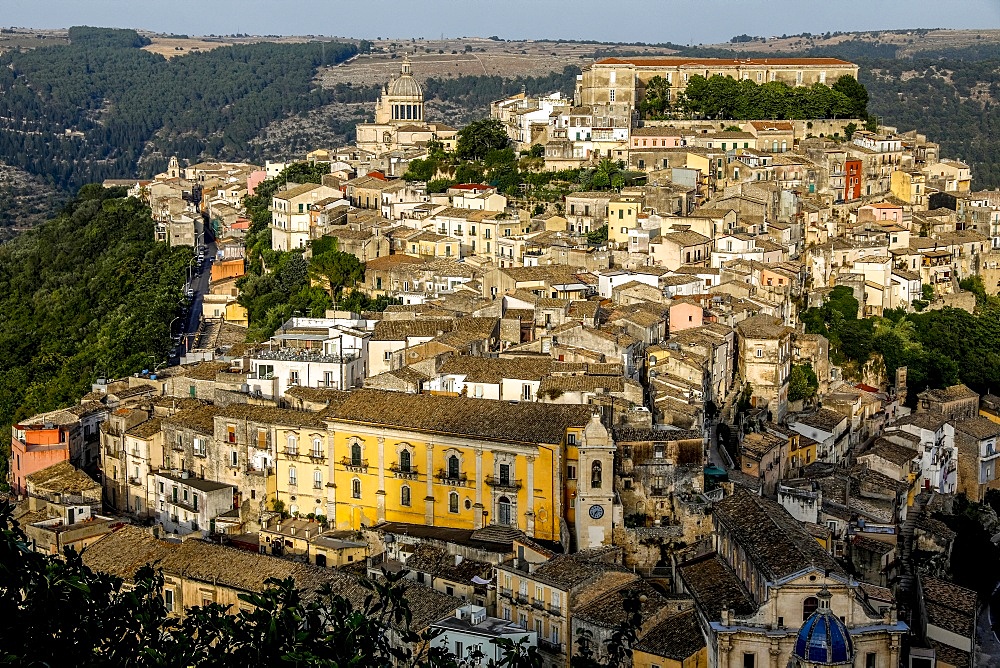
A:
[678, 489, 907, 668]
[735, 314, 793, 421]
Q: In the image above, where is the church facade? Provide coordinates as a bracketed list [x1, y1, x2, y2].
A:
[355, 55, 457, 155]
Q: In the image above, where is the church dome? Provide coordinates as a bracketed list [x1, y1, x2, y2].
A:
[388, 56, 422, 98]
[793, 588, 854, 666]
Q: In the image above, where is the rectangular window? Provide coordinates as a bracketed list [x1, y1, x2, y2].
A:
[455, 641, 463, 658]
[865, 652, 876, 668]
[314, 470, 323, 489]
[743, 653, 756, 668]
[522, 383, 532, 401]
[258, 365, 274, 380]
[257, 430, 266, 450]
[227, 426, 236, 443]
[230, 451, 238, 467]
[164, 589, 174, 612]
[609, 89, 615, 102]
[518, 613, 527, 629]
[567, 465, 576, 480]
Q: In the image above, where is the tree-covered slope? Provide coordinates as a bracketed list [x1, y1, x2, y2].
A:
[0, 27, 359, 189]
[0, 185, 189, 479]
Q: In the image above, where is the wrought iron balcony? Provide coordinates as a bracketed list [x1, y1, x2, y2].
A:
[340, 457, 369, 473]
[389, 463, 419, 480]
[435, 469, 468, 486]
[485, 475, 522, 491]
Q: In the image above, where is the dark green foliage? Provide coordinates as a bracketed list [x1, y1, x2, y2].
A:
[0, 34, 358, 189]
[804, 283, 1000, 405]
[0, 501, 452, 666]
[788, 364, 819, 402]
[421, 66, 579, 116]
[456, 118, 511, 161]
[935, 495, 1000, 599]
[639, 75, 671, 118]
[586, 225, 609, 246]
[679, 74, 864, 120]
[337, 290, 403, 314]
[237, 253, 332, 342]
[67, 26, 151, 49]
[0, 186, 189, 484]
[309, 250, 365, 300]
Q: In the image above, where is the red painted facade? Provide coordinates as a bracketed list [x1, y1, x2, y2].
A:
[845, 159, 863, 201]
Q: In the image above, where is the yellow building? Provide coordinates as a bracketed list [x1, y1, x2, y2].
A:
[787, 432, 817, 472]
[319, 389, 606, 545]
[890, 169, 927, 208]
[224, 302, 249, 327]
[269, 412, 333, 519]
[608, 195, 643, 245]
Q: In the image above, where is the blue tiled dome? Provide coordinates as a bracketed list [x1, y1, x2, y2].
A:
[793, 589, 854, 665]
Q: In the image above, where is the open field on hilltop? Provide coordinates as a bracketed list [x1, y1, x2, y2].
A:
[319, 37, 674, 86]
[702, 28, 1000, 57]
[0, 28, 68, 54]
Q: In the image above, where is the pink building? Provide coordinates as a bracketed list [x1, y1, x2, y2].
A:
[246, 170, 267, 197]
[669, 299, 704, 334]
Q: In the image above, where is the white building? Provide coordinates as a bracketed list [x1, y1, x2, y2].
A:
[269, 183, 341, 251]
[430, 605, 536, 665]
[597, 269, 659, 299]
[152, 471, 235, 537]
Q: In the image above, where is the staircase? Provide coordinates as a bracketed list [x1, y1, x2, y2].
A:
[895, 491, 930, 629]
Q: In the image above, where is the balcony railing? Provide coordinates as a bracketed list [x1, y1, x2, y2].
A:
[389, 463, 419, 480]
[436, 470, 468, 486]
[128, 476, 142, 486]
[547, 604, 562, 616]
[514, 593, 529, 604]
[531, 598, 545, 610]
[485, 475, 522, 491]
[499, 586, 513, 598]
[538, 639, 563, 654]
[341, 457, 369, 473]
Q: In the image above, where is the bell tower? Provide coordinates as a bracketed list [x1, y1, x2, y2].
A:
[574, 413, 615, 549]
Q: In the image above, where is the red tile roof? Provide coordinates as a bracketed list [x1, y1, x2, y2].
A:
[595, 57, 853, 67]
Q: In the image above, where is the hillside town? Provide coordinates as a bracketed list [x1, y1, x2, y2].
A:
[9, 53, 1000, 668]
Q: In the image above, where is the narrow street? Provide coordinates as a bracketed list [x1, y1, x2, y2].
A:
[175, 239, 216, 359]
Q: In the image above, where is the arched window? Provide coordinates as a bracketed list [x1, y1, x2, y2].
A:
[288, 466, 297, 486]
[313, 470, 322, 489]
[352, 478, 362, 499]
[802, 596, 818, 621]
[448, 455, 460, 479]
[351, 443, 362, 466]
[312, 438, 322, 458]
[591, 461, 602, 489]
[287, 435, 297, 455]
[401, 485, 411, 506]
[399, 449, 411, 472]
[498, 496, 512, 526]
[449, 492, 459, 513]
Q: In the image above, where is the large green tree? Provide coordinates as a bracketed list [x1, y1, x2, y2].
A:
[0, 186, 189, 485]
[309, 250, 365, 300]
[455, 118, 511, 162]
